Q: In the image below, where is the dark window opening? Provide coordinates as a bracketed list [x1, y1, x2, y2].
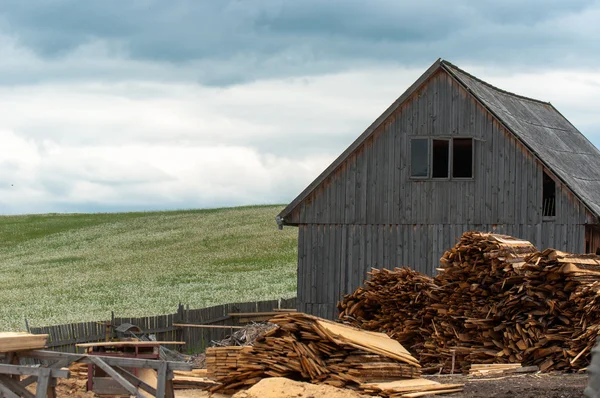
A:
[597, 247, 600, 255]
[411, 139, 429, 178]
[586, 240, 590, 253]
[542, 171, 556, 218]
[432, 140, 450, 178]
[452, 138, 473, 178]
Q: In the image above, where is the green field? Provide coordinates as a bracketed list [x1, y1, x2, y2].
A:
[0, 205, 298, 331]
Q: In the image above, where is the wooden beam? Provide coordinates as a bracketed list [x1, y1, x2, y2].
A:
[173, 324, 244, 329]
[20, 356, 83, 387]
[89, 356, 142, 397]
[114, 366, 157, 396]
[35, 368, 51, 398]
[0, 380, 20, 398]
[0, 364, 69, 378]
[156, 361, 167, 398]
[23, 350, 192, 371]
[0, 375, 34, 398]
[228, 311, 288, 317]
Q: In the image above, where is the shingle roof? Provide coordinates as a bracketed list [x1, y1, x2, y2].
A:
[443, 61, 600, 218]
[279, 59, 600, 221]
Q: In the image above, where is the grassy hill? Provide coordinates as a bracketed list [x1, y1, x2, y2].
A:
[0, 205, 297, 331]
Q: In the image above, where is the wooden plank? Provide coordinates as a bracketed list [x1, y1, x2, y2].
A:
[173, 324, 244, 329]
[24, 350, 192, 371]
[77, 341, 184, 348]
[0, 333, 48, 353]
[0, 364, 68, 378]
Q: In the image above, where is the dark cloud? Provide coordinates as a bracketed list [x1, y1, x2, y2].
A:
[0, 0, 598, 85]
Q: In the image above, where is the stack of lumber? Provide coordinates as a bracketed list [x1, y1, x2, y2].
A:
[209, 312, 421, 394]
[0, 332, 48, 352]
[173, 369, 219, 389]
[206, 346, 253, 379]
[338, 231, 600, 373]
[468, 363, 522, 376]
[360, 379, 463, 397]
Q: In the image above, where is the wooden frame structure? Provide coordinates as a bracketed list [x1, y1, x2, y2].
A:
[0, 350, 192, 398]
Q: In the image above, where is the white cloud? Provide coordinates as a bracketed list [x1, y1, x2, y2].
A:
[0, 37, 600, 214]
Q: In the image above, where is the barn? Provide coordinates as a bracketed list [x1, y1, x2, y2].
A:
[277, 59, 600, 320]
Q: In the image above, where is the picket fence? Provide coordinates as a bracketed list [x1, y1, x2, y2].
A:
[28, 297, 296, 354]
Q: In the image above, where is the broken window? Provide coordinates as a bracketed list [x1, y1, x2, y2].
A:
[432, 140, 450, 178]
[452, 138, 473, 178]
[411, 139, 429, 178]
[542, 171, 556, 218]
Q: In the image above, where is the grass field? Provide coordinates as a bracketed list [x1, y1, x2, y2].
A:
[0, 205, 298, 331]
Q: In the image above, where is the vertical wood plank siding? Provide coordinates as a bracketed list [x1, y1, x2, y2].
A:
[288, 69, 594, 319]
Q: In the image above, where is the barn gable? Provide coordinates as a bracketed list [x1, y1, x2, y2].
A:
[278, 60, 600, 227]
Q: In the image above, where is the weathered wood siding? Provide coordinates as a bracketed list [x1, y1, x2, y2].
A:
[297, 223, 586, 319]
[287, 69, 594, 319]
[285, 70, 591, 227]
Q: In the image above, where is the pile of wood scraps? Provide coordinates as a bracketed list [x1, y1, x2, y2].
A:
[337, 231, 600, 373]
[209, 312, 422, 394]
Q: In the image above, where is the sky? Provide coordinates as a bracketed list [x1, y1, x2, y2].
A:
[1, 0, 600, 214]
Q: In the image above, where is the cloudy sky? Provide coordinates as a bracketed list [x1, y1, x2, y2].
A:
[1, 0, 599, 214]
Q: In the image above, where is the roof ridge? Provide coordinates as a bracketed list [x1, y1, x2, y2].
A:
[441, 60, 551, 106]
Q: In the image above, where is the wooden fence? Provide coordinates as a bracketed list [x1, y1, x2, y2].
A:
[28, 298, 296, 354]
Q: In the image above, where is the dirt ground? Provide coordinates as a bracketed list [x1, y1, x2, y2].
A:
[427, 373, 588, 398]
[35, 373, 587, 397]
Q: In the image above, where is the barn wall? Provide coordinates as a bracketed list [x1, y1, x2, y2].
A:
[285, 70, 590, 227]
[288, 69, 593, 319]
[297, 222, 586, 319]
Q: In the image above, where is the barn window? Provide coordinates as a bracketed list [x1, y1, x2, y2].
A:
[432, 140, 450, 178]
[411, 139, 429, 178]
[542, 171, 556, 218]
[452, 138, 473, 178]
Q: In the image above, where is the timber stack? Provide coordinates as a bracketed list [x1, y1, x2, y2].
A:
[338, 231, 600, 372]
[210, 312, 421, 394]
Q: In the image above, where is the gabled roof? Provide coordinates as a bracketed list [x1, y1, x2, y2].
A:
[279, 59, 600, 222]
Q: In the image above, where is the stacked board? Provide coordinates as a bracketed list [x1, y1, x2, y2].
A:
[360, 379, 464, 397]
[209, 312, 421, 393]
[0, 332, 48, 352]
[338, 231, 600, 372]
[206, 346, 253, 379]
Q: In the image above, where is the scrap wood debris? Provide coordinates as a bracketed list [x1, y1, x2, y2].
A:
[208, 312, 425, 394]
[211, 322, 277, 347]
[338, 231, 600, 373]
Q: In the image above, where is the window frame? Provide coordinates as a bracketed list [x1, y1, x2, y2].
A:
[410, 138, 431, 179]
[409, 136, 475, 181]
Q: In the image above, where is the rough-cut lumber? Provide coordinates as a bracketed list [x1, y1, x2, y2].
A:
[76, 341, 184, 348]
[338, 231, 600, 373]
[359, 379, 464, 397]
[209, 312, 421, 393]
[0, 333, 47, 353]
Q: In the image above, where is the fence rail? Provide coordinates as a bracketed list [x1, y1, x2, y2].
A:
[29, 297, 296, 354]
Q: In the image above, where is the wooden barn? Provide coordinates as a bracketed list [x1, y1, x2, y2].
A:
[277, 59, 600, 320]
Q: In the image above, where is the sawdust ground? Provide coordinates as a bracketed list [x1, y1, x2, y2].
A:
[231, 377, 370, 398]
